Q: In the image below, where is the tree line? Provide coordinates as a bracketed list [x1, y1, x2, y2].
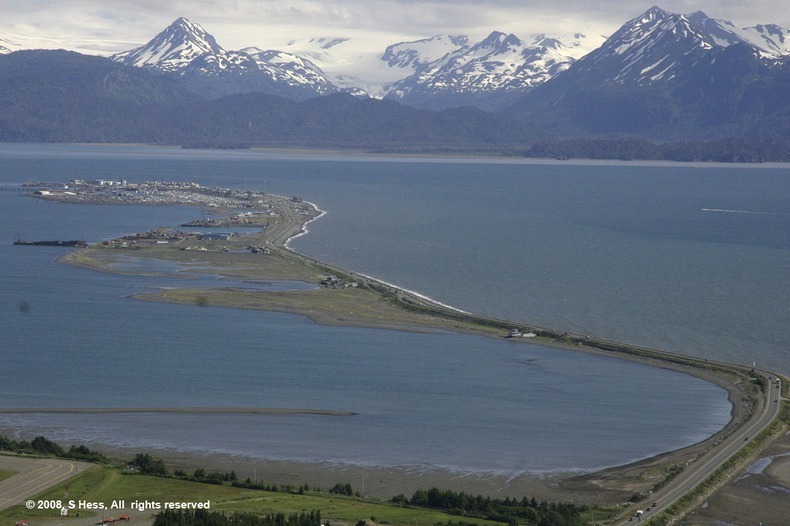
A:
[391, 487, 584, 526]
[523, 136, 790, 162]
[153, 510, 321, 526]
[0, 434, 107, 463]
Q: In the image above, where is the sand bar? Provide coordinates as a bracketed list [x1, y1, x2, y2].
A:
[0, 407, 356, 416]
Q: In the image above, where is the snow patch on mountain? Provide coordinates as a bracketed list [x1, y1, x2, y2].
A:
[381, 34, 469, 70]
[385, 30, 604, 104]
[240, 47, 336, 94]
[111, 17, 221, 72]
[110, 17, 344, 99]
[281, 35, 408, 96]
[0, 37, 21, 54]
[574, 6, 725, 84]
[551, 6, 790, 91]
[686, 11, 790, 56]
[4, 7, 788, 108]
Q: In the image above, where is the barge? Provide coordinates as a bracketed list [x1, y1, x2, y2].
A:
[13, 237, 87, 247]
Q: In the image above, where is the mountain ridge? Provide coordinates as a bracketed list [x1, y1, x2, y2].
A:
[110, 17, 343, 100]
[2, 7, 787, 109]
[502, 7, 790, 141]
[383, 31, 603, 110]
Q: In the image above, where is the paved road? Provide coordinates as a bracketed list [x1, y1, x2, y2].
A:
[0, 456, 92, 511]
[268, 198, 304, 248]
[615, 373, 784, 524]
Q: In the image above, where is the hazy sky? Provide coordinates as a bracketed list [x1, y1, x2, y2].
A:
[1, 0, 788, 56]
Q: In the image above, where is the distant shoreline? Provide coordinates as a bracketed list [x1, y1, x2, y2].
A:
[3, 142, 790, 169]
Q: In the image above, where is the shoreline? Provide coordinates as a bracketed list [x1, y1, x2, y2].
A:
[73, 445, 629, 503]
[33, 184, 780, 501]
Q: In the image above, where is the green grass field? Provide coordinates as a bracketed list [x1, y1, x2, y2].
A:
[0, 468, 16, 482]
[1, 466, 498, 526]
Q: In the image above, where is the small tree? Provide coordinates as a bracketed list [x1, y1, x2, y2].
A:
[329, 483, 353, 496]
[129, 453, 167, 476]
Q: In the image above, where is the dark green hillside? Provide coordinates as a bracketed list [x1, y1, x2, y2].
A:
[0, 50, 199, 142]
[505, 45, 790, 142]
[0, 50, 534, 150]
[164, 92, 535, 149]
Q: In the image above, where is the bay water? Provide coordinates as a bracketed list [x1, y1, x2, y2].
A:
[1, 144, 786, 476]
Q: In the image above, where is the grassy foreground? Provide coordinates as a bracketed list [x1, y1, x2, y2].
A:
[0, 465, 499, 526]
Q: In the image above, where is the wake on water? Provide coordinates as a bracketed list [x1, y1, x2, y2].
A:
[702, 208, 790, 215]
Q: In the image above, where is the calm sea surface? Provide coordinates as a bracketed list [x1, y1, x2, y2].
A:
[1, 144, 786, 475]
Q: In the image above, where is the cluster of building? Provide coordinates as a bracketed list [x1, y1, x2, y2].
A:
[25, 179, 321, 258]
[506, 328, 537, 338]
[100, 227, 277, 256]
[29, 179, 270, 209]
[181, 211, 274, 227]
[101, 228, 190, 248]
[319, 275, 358, 289]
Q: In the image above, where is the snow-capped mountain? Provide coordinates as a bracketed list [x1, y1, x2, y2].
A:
[276, 30, 604, 104]
[383, 31, 604, 109]
[505, 5, 790, 138]
[569, 6, 722, 85]
[239, 47, 339, 94]
[280, 36, 410, 97]
[3, 7, 788, 114]
[686, 12, 790, 56]
[381, 34, 470, 70]
[565, 6, 788, 86]
[111, 18, 341, 100]
[111, 17, 221, 72]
